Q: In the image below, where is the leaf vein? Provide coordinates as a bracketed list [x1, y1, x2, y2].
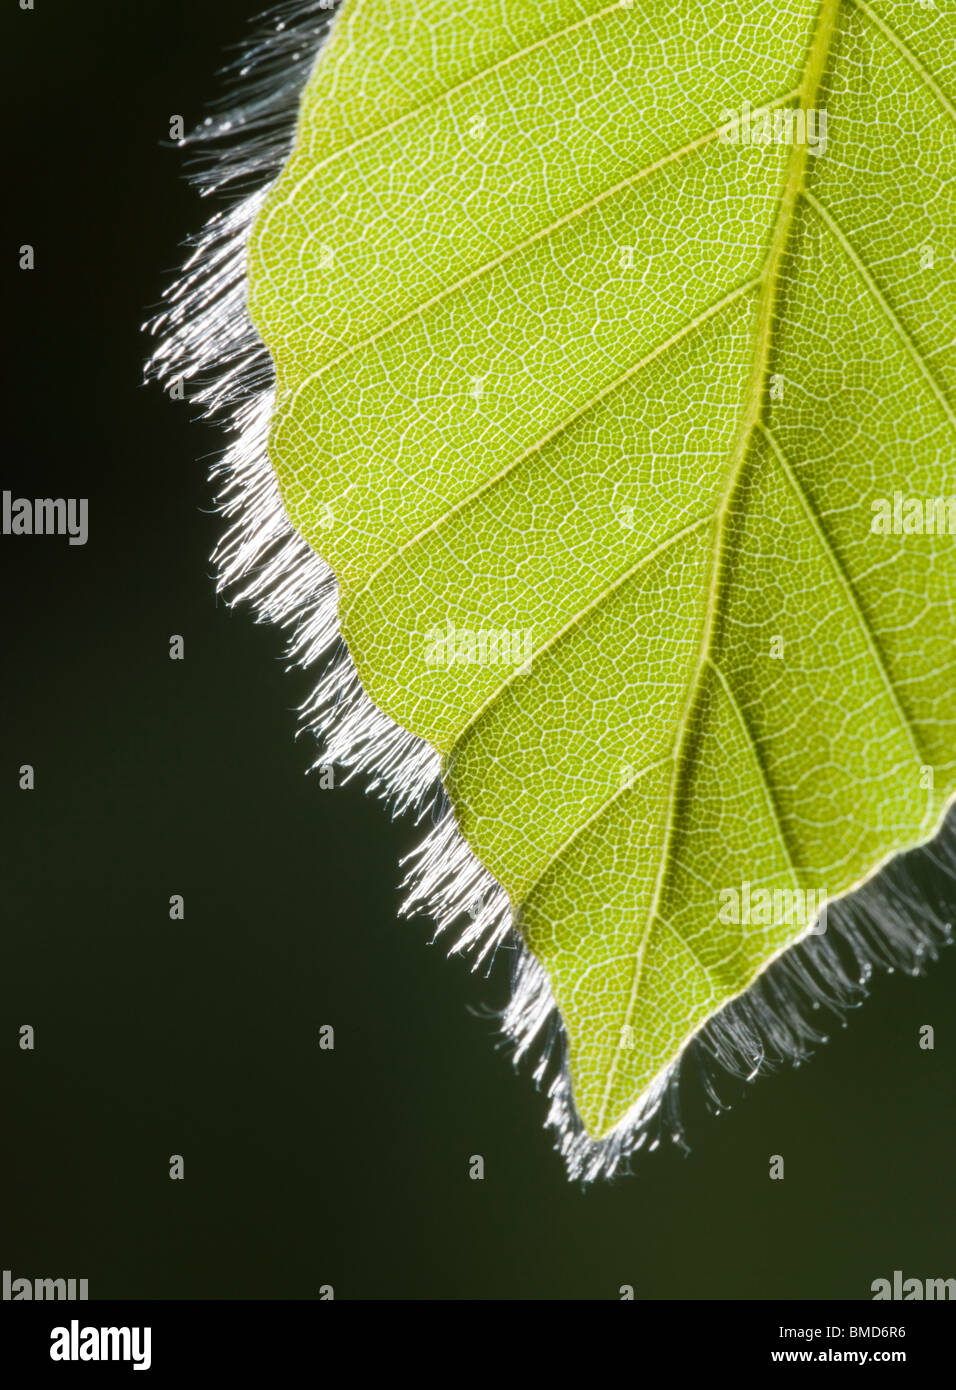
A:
[354, 278, 758, 602]
[845, 0, 956, 123]
[280, 94, 798, 402]
[448, 513, 715, 757]
[592, 0, 843, 1133]
[707, 655, 803, 891]
[761, 422, 933, 800]
[801, 189, 956, 430]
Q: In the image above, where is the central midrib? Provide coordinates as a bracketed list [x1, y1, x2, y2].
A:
[592, 0, 842, 1137]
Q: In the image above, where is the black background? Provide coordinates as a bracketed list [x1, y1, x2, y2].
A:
[1, 0, 953, 1300]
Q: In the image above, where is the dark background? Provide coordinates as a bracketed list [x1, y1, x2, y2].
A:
[1, 0, 953, 1300]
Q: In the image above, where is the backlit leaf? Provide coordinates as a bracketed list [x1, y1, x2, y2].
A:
[178, 0, 956, 1167]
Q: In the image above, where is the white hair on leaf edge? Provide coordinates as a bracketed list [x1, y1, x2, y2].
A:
[145, 0, 954, 1182]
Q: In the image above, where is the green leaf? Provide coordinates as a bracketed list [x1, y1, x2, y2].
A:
[246, 0, 956, 1145]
